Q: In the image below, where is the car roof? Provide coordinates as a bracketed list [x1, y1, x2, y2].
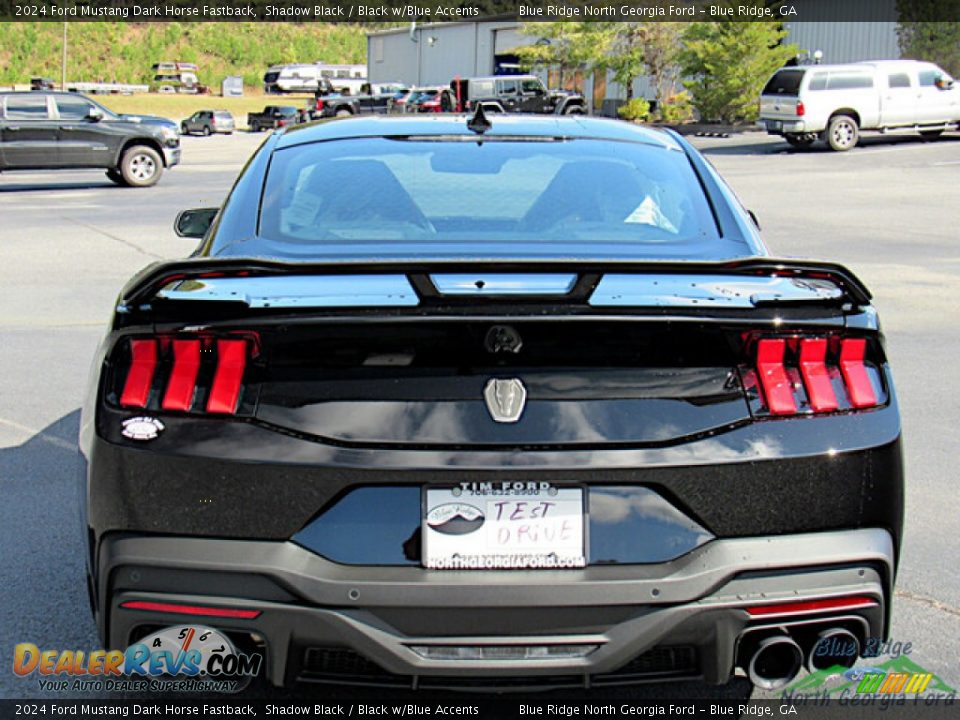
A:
[2, 90, 75, 95]
[777, 60, 937, 74]
[276, 114, 683, 152]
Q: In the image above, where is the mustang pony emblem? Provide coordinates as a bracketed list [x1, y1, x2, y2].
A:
[484, 378, 527, 423]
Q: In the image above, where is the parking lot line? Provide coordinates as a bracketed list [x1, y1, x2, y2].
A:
[0, 415, 76, 451]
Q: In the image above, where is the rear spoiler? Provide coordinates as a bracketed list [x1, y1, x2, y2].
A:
[117, 257, 872, 311]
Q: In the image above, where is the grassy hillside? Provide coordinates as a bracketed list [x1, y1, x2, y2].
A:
[0, 22, 369, 89]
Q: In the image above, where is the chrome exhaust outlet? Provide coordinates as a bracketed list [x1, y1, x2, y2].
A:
[806, 627, 861, 673]
[747, 635, 803, 690]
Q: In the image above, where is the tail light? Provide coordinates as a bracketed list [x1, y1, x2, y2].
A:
[744, 336, 885, 417]
[116, 334, 257, 416]
[278, 119, 286, 127]
[796, 100, 805, 117]
[316, 99, 325, 111]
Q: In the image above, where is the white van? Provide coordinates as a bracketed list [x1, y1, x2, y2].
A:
[758, 60, 959, 150]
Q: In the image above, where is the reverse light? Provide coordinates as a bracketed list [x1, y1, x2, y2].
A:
[410, 644, 599, 661]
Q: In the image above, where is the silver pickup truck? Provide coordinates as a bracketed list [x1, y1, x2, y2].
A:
[758, 59, 959, 151]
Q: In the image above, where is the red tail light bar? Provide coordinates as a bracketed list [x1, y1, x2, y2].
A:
[119, 339, 158, 408]
[120, 600, 261, 619]
[746, 595, 877, 618]
[118, 334, 256, 415]
[749, 336, 884, 417]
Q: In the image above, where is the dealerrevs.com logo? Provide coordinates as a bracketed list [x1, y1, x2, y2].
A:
[13, 625, 262, 693]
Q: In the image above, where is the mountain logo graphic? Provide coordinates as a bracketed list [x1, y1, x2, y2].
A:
[426, 503, 485, 535]
[783, 655, 956, 696]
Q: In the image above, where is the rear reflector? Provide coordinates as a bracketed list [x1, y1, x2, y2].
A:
[120, 339, 158, 408]
[206, 339, 247, 414]
[840, 338, 878, 408]
[161, 339, 201, 411]
[746, 595, 877, 617]
[120, 600, 261, 619]
[756, 339, 796, 415]
[799, 338, 839, 412]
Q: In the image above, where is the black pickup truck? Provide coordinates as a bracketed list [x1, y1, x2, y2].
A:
[0, 90, 179, 187]
[247, 105, 299, 132]
[307, 80, 406, 119]
[451, 75, 587, 115]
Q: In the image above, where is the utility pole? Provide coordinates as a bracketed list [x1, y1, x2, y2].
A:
[61, 22, 68, 90]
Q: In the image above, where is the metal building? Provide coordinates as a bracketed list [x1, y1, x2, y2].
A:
[368, 21, 528, 87]
[367, 8, 902, 110]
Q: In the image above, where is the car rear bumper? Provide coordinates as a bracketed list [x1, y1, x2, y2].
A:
[757, 119, 808, 134]
[100, 528, 893, 689]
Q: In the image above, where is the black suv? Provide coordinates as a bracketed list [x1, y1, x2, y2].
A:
[0, 91, 180, 187]
[451, 75, 587, 115]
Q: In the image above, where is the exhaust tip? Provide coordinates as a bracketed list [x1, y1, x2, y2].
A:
[806, 628, 861, 673]
[748, 635, 803, 691]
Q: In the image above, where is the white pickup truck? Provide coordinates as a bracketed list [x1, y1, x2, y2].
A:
[758, 60, 959, 151]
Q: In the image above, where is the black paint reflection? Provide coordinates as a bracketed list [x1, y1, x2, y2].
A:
[292, 485, 713, 566]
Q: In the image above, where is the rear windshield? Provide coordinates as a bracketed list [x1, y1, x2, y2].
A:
[763, 70, 805, 96]
[253, 137, 730, 259]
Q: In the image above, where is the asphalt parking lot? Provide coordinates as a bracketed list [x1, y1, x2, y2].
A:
[1, 128, 958, 700]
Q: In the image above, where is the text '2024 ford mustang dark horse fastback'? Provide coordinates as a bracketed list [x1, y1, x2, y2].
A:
[80, 111, 903, 692]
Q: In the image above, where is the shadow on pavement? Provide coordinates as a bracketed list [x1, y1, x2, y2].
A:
[0, 178, 117, 193]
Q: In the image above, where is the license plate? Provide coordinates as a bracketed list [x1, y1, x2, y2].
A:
[768, 120, 783, 131]
[422, 484, 586, 570]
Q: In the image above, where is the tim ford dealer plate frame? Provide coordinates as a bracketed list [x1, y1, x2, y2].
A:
[422, 482, 587, 570]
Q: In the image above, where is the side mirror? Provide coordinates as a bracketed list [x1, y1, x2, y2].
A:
[87, 107, 104, 122]
[935, 76, 954, 90]
[174, 208, 218, 238]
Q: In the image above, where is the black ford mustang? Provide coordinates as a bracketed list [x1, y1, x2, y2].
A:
[80, 113, 903, 691]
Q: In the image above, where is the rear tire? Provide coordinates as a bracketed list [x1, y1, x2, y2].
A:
[827, 115, 859, 151]
[180, 124, 188, 135]
[335, 108, 353, 117]
[119, 145, 163, 188]
[202, 126, 211, 136]
[563, 105, 586, 115]
[105, 169, 127, 186]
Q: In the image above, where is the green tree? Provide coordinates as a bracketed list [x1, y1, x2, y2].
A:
[896, 0, 960, 77]
[678, 3, 797, 123]
[592, 23, 646, 100]
[636, 22, 685, 111]
[517, 21, 600, 91]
